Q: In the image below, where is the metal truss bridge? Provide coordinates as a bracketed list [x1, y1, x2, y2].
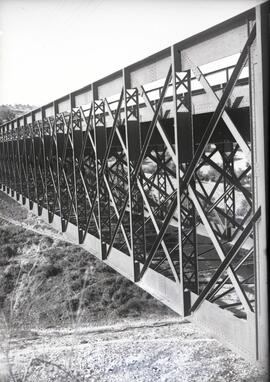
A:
[0, 2, 268, 368]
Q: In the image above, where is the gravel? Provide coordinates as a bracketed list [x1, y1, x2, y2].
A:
[4, 318, 267, 382]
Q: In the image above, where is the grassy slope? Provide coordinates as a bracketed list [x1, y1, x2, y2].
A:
[0, 191, 174, 331]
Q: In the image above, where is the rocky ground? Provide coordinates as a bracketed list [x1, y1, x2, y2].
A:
[0, 190, 268, 381]
[2, 318, 267, 382]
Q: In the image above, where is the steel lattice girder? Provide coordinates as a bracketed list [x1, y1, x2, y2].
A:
[0, 3, 268, 368]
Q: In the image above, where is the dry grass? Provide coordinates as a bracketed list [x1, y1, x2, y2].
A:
[0, 192, 174, 381]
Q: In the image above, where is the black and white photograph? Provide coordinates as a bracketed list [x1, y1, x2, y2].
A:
[0, 0, 269, 381]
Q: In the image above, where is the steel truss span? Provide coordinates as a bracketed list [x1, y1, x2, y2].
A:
[0, 2, 268, 368]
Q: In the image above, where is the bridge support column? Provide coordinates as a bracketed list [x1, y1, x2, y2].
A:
[23, 115, 36, 210]
[6, 124, 15, 197]
[123, 69, 145, 282]
[11, 121, 20, 201]
[172, 49, 198, 315]
[16, 120, 26, 205]
[52, 103, 65, 230]
[42, 113, 54, 222]
[93, 94, 111, 260]
[70, 94, 88, 243]
[31, 111, 43, 216]
[1, 125, 9, 194]
[250, 2, 269, 369]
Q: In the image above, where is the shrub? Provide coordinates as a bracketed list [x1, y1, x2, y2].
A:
[236, 198, 250, 217]
[208, 168, 219, 182]
[116, 297, 142, 317]
[36, 263, 62, 279]
[44, 265, 62, 278]
[204, 174, 210, 182]
[67, 297, 79, 312]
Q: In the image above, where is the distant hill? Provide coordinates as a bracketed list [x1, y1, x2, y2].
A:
[0, 104, 38, 125]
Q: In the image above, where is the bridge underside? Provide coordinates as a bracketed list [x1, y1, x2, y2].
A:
[0, 3, 268, 368]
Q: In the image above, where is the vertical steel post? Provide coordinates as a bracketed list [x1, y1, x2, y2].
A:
[250, 3, 269, 368]
[1, 125, 6, 191]
[9, 122, 14, 194]
[92, 85, 111, 259]
[70, 93, 83, 243]
[23, 115, 33, 208]
[41, 107, 51, 220]
[11, 121, 19, 199]
[6, 123, 14, 196]
[53, 102, 64, 227]
[16, 119, 25, 204]
[3, 124, 9, 193]
[123, 68, 145, 281]
[4, 124, 11, 194]
[9, 121, 16, 196]
[0, 126, 2, 189]
[39, 107, 48, 211]
[171, 47, 187, 315]
[172, 46, 198, 315]
[31, 112, 40, 213]
[0, 125, 4, 191]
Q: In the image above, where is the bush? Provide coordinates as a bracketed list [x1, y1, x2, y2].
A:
[44, 265, 62, 278]
[116, 297, 142, 317]
[196, 167, 219, 182]
[236, 198, 250, 217]
[208, 168, 219, 182]
[0, 245, 18, 266]
[67, 297, 80, 312]
[35, 263, 62, 279]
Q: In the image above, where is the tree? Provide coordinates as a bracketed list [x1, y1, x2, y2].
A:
[0, 105, 16, 125]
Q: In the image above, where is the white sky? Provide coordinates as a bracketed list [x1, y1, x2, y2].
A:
[0, 0, 264, 106]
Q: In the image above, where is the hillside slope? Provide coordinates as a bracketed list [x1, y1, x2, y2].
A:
[0, 104, 37, 124]
[0, 191, 173, 331]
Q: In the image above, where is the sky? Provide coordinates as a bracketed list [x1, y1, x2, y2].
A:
[0, 0, 265, 107]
